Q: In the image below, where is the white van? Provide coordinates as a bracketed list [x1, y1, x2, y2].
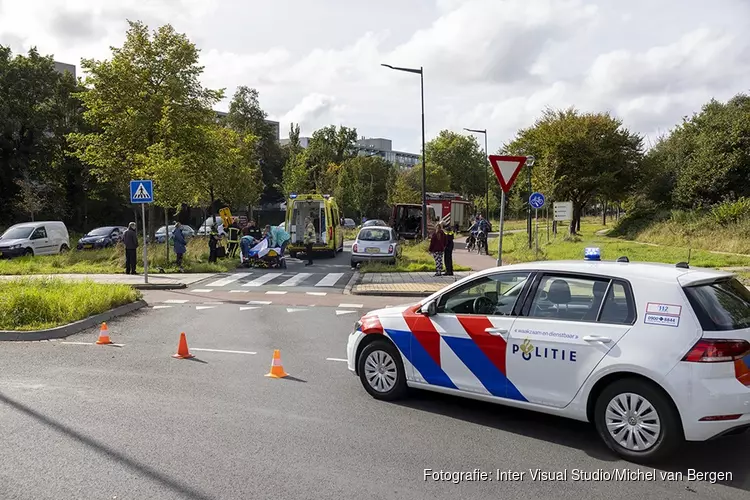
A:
[0, 221, 70, 258]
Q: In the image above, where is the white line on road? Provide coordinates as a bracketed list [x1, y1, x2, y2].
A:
[203, 301, 224, 305]
[338, 303, 363, 308]
[164, 299, 188, 304]
[336, 310, 357, 316]
[279, 273, 312, 286]
[229, 290, 249, 293]
[286, 307, 308, 313]
[266, 291, 287, 295]
[192, 348, 257, 355]
[242, 273, 282, 287]
[239, 306, 260, 311]
[205, 273, 247, 287]
[247, 300, 272, 305]
[196, 306, 216, 310]
[326, 358, 348, 362]
[306, 292, 327, 296]
[152, 305, 172, 309]
[315, 272, 345, 287]
[193, 289, 213, 293]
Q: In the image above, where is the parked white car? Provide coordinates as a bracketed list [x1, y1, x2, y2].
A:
[196, 216, 226, 237]
[0, 221, 70, 258]
[347, 252, 750, 463]
[351, 226, 400, 268]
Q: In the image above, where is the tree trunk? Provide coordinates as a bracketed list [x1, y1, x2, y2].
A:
[616, 202, 621, 220]
[602, 199, 607, 226]
[552, 220, 557, 235]
[569, 205, 578, 235]
[210, 187, 216, 224]
[165, 206, 169, 265]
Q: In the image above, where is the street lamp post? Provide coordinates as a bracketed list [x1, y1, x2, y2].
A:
[463, 128, 488, 217]
[382, 63, 427, 239]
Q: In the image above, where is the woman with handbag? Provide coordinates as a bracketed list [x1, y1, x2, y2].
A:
[208, 224, 219, 263]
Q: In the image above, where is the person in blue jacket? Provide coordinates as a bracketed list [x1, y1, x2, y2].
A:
[172, 222, 187, 272]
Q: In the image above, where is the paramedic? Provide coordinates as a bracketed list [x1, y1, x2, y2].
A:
[264, 224, 291, 257]
[303, 216, 316, 266]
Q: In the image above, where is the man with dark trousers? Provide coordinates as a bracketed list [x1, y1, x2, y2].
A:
[444, 223, 455, 276]
[123, 222, 138, 274]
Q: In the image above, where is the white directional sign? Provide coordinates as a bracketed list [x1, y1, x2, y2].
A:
[554, 201, 573, 221]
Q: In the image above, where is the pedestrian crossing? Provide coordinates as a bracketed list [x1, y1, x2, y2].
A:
[194, 272, 351, 290]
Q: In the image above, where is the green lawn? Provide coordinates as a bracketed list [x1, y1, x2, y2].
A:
[0, 238, 237, 275]
[0, 278, 141, 331]
[487, 221, 750, 269]
[359, 240, 471, 273]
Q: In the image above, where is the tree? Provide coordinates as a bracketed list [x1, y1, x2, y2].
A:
[405, 162, 451, 194]
[68, 21, 223, 235]
[14, 174, 47, 221]
[224, 86, 284, 204]
[334, 156, 393, 219]
[305, 125, 358, 192]
[505, 108, 643, 234]
[425, 130, 486, 197]
[388, 171, 420, 205]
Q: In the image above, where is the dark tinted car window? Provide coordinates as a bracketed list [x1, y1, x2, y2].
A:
[684, 278, 750, 331]
[599, 281, 636, 325]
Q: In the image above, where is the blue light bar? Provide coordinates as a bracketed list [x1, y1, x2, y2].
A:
[289, 193, 297, 199]
[584, 247, 601, 261]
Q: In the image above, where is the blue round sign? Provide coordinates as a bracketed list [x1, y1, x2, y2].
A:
[529, 192, 545, 209]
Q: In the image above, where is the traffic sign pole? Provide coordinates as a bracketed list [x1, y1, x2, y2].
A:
[497, 190, 505, 267]
[142, 204, 148, 284]
[130, 179, 153, 285]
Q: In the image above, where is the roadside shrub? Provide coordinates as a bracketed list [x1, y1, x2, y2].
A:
[710, 198, 750, 226]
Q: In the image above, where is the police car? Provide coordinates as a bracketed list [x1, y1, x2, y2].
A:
[346, 249, 750, 463]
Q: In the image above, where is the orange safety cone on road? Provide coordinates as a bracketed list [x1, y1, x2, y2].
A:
[265, 349, 289, 378]
[172, 332, 194, 359]
[95, 322, 112, 345]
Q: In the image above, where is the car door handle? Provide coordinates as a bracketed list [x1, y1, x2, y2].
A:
[583, 335, 612, 343]
[485, 327, 508, 336]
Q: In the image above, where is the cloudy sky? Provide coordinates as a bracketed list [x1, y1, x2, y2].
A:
[1, 0, 748, 154]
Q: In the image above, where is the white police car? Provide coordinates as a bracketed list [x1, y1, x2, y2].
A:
[346, 249, 750, 463]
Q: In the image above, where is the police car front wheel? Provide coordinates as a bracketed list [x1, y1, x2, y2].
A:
[358, 340, 407, 401]
[594, 378, 683, 463]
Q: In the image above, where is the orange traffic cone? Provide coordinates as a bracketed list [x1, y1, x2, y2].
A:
[265, 349, 289, 378]
[95, 322, 112, 345]
[172, 332, 194, 359]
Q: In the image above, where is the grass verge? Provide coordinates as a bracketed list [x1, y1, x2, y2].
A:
[0, 238, 236, 275]
[0, 278, 141, 331]
[487, 221, 750, 269]
[360, 240, 471, 273]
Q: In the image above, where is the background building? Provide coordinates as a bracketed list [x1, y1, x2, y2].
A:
[279, 136, 311, 148]
[53, 61, 76, 79]
[355, 137, 419, 168]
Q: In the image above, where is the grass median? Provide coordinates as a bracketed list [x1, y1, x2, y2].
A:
[0, 238, 236, 275]
[359, 240, 471, 273]
[487, 221, 750, 270]
[0, 278, 141, 331]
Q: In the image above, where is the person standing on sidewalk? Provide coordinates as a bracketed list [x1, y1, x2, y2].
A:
[208, 224, 219, 263]
[123, 222, 138, 274]
[444, 224, 455, 276]
[173, 222, 187, 272]
[429, 224, 447, 276]
[303, 216, 316, 266]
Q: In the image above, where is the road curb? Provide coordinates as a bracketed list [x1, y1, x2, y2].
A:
[342, 270, 361, 295]
[0, 300, 148, 341]
[131, 283, 187, 290]
[350, 289, 431, 298]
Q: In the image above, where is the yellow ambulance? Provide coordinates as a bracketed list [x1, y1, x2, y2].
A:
[285, 193, 344, 257]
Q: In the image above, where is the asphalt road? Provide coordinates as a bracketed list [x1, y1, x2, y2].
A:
[0, 297, 748, 500]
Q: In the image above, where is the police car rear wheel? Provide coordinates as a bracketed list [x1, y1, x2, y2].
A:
[359, 340, 406, 401]
[594, 378, 683, 463]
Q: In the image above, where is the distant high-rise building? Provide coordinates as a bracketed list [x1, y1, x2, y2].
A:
[53, 61, 76, 79]
[355, 137, 419, 168]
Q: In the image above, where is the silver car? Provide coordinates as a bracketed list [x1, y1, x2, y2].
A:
[351, 226, 399, 267]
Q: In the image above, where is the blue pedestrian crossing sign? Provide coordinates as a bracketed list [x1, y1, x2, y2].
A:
[529, 192, 545, 209]
[130, 180, 153, 204]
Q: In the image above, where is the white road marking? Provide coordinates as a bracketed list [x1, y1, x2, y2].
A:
[279, 273, 312, 287]
[326, 358, 348, 362]
[286, 307, 308, 313]
[306, 292, 327, 296]
[336, 310, 357, 316]
[203, 301, 224, 305]
[196, 306, 216, 310]
[315, 273, 345, 287]
[338, 303, 363, 308]
[243, 273, 282, 287]
[205, 273, 247, 287]
[164, 299, 188, 304]
[247, 300, 272, 305]
[152, 305, 172, 309]
[192, 348, 257, 355]
[229, 290, 249, 293]
[239, 306, 260, 311]
[192, 289, 213, 293]
[266, 291, 287, 295]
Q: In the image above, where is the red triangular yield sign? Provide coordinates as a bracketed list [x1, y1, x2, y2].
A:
[488, 155, 527, 193]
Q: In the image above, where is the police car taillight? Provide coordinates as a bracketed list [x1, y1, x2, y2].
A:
[682, 339, 750, 362]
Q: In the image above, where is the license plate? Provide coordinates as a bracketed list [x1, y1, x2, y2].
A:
[84, 244, 93, 249]
[366, 247, 380, 254]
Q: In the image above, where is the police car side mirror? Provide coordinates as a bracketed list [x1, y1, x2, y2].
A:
[422, 301, 437, 316]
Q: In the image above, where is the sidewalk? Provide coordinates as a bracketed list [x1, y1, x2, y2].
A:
[0, 273, 214, 289]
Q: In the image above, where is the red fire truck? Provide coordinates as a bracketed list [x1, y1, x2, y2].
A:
[426, 192, 473, 229]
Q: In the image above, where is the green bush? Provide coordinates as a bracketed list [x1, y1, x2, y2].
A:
[710, 198, 750, 226]
[0, 278, 140, 331]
